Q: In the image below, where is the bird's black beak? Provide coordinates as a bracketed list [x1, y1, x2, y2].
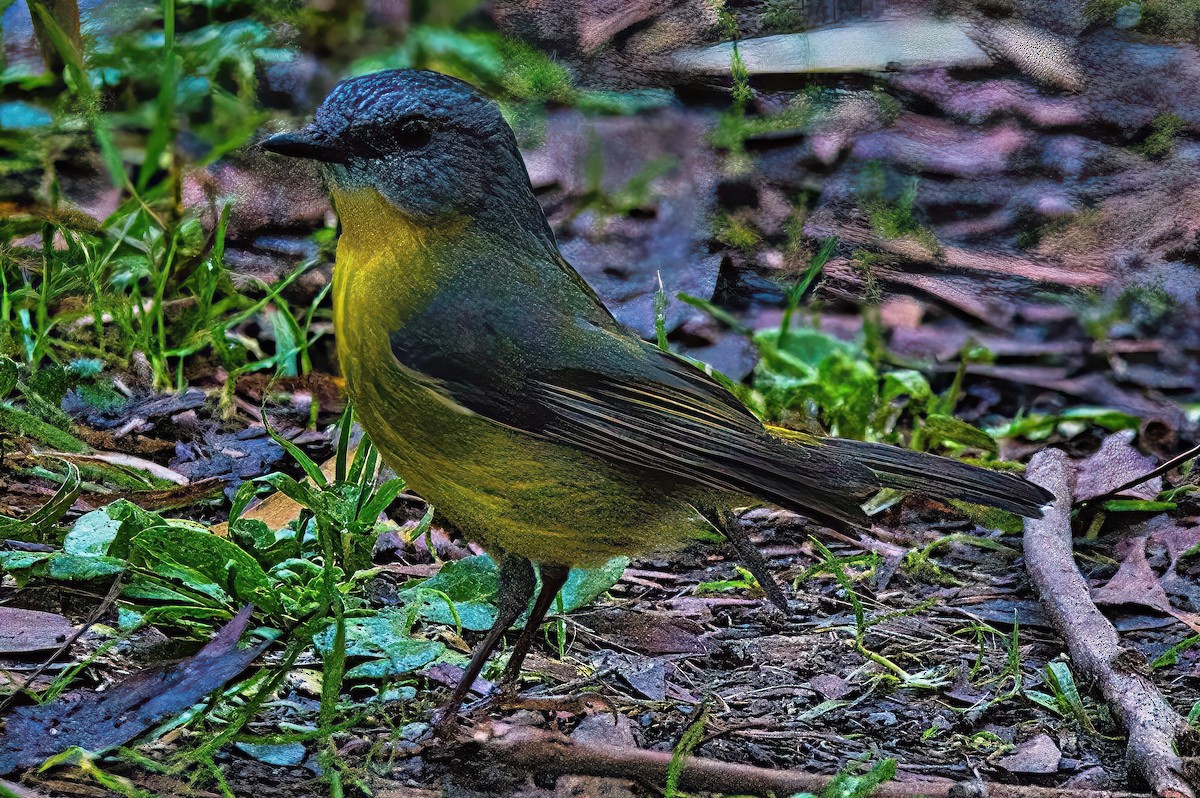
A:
[260, 127, 345, 163]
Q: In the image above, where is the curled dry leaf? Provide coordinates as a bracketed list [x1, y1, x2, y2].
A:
[1074, 431, 1161, 502]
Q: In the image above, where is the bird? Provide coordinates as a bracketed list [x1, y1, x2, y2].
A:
[262, 68, 1053, 731]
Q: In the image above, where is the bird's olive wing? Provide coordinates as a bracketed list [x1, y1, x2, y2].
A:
[389, 323, 878, 524]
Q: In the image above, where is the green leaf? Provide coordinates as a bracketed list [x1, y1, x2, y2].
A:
[228, 480, 265, 525]
[257, 472, 329, 517]
[103, 499, 169, 559]
[1044, 661, 1096, 732]
[0, 355, 16, 399]
[401, 554, 499, 631]
[880, 369, 932, 404]
[923, 414, 998, 455]
[356, 477, 408, 524]
[0, 549, 127, 582]
[1101, 499, 1177, 512]
[817, 758, 897, 798]
[313, 608, 445, 679]
[261, 410, 327, 487]
[759, 327, 856, 371]
[64, 507, 124, 556]
[20, 462, 81, 531]
[129, 525, 283, 616]
[0, 551, 53, 574]
[559, 558, 628, 613]
[48, 553, 126, 581]
[1152, 635, 1200, 670]
[1024, 689, 1064, 717]
[402, 555, 629, 633]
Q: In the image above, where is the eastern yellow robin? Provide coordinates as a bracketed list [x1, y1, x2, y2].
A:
[262, 69, 1051, 729]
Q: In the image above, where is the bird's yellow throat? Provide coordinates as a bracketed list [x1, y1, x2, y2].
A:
[330, 186, 469, 335]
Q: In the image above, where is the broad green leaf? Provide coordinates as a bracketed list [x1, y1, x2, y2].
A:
[923, 414, 998, 455]
[65, 508, 124, 556]
[758, 327, 857, 371]
[129, 525, 283, 616]
[403, 554, 500, 632]
[881, 369, 932, 404]
[103, 499, 169, 559]
[0, 551, 53, 573]
[314, 608, 445, 679]
[559, 557, 628, 613]
[48, 554, 126, 581]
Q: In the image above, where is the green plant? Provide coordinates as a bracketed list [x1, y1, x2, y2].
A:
[572, 128, 678, 229]
[855, 162, 939, 253]
[759, 0, 806, 31]
[795, 757, 897, 798]
[696, 564, 761, 595]
[712, 210, 763, 252]
[1085, 0, 1200, 39]
[665, 703, 709, 798]
[797, 539, 945, 688]
[1, 0, 320, 389]
[1025, 660, 1102, 733]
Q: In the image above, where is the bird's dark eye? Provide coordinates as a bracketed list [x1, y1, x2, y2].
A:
[393, 119, 432, 149]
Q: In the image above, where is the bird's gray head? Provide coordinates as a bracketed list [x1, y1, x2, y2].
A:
[262, 69, 541, 228]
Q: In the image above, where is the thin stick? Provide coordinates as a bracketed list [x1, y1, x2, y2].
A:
[478, 723, 1151, 798]
[1023, 449, 1197, 798]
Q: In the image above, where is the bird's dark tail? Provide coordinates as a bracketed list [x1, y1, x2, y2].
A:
[819, 437, 1053, 518]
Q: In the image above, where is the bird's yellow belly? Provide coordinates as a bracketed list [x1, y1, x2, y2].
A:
[342, 346, 699, 565]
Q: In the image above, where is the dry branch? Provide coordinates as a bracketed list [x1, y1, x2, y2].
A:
[1023, 449, 1198, 798]
[478, 723, 1152, 798]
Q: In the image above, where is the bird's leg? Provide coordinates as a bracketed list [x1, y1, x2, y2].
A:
[498, 564, 571, 686]
[434, 554, 536, 734]
[700, 506, 790, 612]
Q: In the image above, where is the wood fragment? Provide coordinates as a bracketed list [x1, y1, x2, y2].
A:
[1023, 449, 1198, 798]
[673, 19, 991, 75]
[478, 723, 1153, 798]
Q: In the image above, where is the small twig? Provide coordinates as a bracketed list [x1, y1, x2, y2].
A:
[478, 723, 1151, 798]
[1079, 441, 1200, 507]
[1023, 449, 1197, 798]
[0, 575, 124, 714]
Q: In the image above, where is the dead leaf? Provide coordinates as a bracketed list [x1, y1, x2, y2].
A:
[808, 673, 850, 701]
[1091, 537, 1200, 635]
[0, 609, 74, 655]
[997, 733, 1062, 774]
[581, 609, 708, 655]
[1074, 432, 1160, 502]
[0, 606, 269, 775]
